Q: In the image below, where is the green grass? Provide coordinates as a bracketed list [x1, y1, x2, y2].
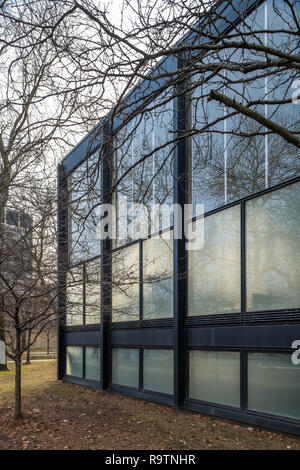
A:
[0, 361, 57, 405]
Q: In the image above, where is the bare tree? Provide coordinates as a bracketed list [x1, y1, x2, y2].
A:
[0, 178, 58, 418]
[39, 319, 56, 356]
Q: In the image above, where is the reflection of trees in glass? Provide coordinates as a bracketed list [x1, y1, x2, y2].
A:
[246, 182, 300, 311]
[66, 258, 101, 326]
[114, 95, 174, 245]
[143, 234, 173, 319]
[188, 204, 241, 316]
[68, 151, 101, 264]
[191, 1, 300, 213]
[66, 266, 83, 326]
[85, 259, 101, 324]
[112, 243, 140, 322]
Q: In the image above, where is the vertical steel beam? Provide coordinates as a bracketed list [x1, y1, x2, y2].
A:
[100, 122, 112, 390]
[173, 58, 189, 409]
[57, 164, 68, 380]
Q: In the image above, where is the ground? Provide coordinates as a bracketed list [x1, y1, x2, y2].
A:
[0, 362, 299, 450]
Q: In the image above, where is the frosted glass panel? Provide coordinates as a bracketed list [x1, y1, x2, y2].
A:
[112, 348, 139, 388]
[189, 351, 240, 407]
[188, 205, 241, 316]
[143, 349, 174, 394]
[143, 234, 173, 319]
[246, 183, 300, 311]
[112, 244, 140, 322]
[66, 266, 83, 325]
[248, 353, 300, 420]
[85, 259, 101, 324]
[86, 347, 100, 381]
[66, 346, 83, 377]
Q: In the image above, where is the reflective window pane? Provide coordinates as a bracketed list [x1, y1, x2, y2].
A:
[192, 1, 300, 213]
[189, 351, 240, 407]
[188, 205, 241, 316]
[192, 72, 225, 213]
[85, 259, 101, 324]
[66, 346, 83, 377]
[114, 93, 174, 246]
[143, 349, 173, 395]
[143, 234, 173, 319]
[66, 266, 84, 325]
[112, 244, 140, 322]
[68, 152, 101, 264]
[112, 348, 139, 388]
[86, 347, 101, 381]
[248, 353, 300, 420]
[246, 183, 300, 311]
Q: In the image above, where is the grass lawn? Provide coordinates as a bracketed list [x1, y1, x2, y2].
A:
[0, 361, 299, 450]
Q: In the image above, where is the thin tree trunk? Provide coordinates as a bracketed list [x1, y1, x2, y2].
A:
[26, 330, 31, 364]
[15, 358, 22, 419]
[14, 329, 22, 419]
[0, 311, 8, 371]
[47, 336, 50, 355]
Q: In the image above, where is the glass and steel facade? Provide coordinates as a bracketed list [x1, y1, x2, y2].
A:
[58, 0, 300, 434]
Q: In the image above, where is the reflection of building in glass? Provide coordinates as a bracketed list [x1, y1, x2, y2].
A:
[58, 0, 300, 435]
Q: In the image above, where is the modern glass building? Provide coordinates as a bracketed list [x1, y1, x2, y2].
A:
[57, 0, 300, 435]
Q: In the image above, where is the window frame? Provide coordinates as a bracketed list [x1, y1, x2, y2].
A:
[66, 256, 101, 328]
[65, 345, 101, 384]
[186, 176, 300, 327]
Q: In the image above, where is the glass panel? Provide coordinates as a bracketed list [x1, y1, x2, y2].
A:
[112, 348, 139, 388]
[189, 350, 240, 407]
[86, 347, 101, 381]
[246, 183, 300, 311]
[266, 1, 300, 187]
[112, 243, 140, 322]
[66, 346, 83, 377]
[192, 69, 225, 214]
[114, 93, 174, 246]
[248, 353, 300, 420]
[69, 152, 101, 264]
[66, 266, 84, 325]
[143, 233, 173, 319]
[143, 349, 173, 394]
[85, 258, 101, 324]
[192, 1, 300, 212]
[188, 205, 241, 316]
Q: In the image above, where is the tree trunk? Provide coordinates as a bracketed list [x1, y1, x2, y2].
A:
[47, 336, 50, 355]
[15, 358, 22, 419]
[0, 311, 8, 371]
[26, 330, 31, 364]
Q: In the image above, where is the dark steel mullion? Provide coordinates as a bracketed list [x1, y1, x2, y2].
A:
[139, 241, 143, 322]
[100, 121, 112, 390]
[139, 348, 143, 391]
[173, 55, 189, 409]
[241, 201, 246, 324]
[83, 262, 86, 325]
[57, 164, 68, 380]
[241, 350, 248, 411]
[83, 346, 86, 379]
